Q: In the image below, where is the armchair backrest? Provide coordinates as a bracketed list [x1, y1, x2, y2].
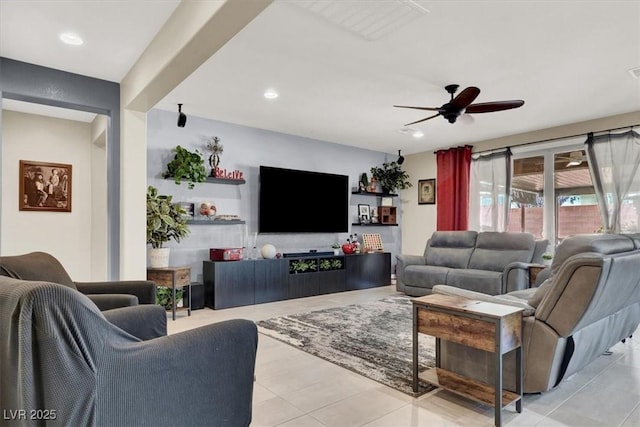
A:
[424, 231, 477, 268]
[0, 251, 76, 289]
[0, 277, 127, 425]
[535, 234, 640, 337]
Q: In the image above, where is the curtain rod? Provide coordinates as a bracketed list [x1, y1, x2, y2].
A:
[437, 123, 639, 155]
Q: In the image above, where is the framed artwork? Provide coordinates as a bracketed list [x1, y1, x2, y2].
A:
[418, 179, 436, 205]
[19, 160, 72, 212]
[358, 204, 371, 223]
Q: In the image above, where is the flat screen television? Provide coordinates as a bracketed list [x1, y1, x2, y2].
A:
[259, 166, 349, 233]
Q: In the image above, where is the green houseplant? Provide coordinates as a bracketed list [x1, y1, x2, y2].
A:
[163, 145, 207, 189]
[146, 185, 190, 268]
[370, 161, 412, 194]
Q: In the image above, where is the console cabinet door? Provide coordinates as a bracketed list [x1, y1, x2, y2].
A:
[254, 258, 288, 303]
[203, 260, 254, 309]
[346, 252, 391, 290]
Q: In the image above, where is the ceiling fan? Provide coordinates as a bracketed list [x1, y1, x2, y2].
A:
[394, 84, 525, 126]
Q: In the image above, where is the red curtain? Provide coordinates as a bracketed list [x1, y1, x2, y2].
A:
[436, 146, 472, 230]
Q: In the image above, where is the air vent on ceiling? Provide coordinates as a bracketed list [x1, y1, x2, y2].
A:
[293, 0, 429, 41]
[628, 67, 640, 79]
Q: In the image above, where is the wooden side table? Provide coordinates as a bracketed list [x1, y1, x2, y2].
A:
[412, 294, 523, 427]
[147, 266, 192, 321]
[528, 264, 548, 285]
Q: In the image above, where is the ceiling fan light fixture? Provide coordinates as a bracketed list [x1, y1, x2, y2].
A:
[566, 151, 583, 167]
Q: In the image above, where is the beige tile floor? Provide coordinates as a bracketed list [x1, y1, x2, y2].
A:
[168, 285, 640, 426]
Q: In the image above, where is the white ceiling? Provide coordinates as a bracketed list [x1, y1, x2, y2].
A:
[2, 0, 639, 155]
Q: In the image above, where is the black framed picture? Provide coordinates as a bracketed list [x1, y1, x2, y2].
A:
[358, 204, 370, 223]
[418, 179, 436, 205]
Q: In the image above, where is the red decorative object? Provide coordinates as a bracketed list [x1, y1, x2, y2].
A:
[214, 167, 244, 181]
[341, 243, 356, 254]
[209, 248, 243, 261]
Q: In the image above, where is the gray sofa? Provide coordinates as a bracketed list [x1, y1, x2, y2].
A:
[432, 233, 640, 393]
[397, 231, 547, 296]
[0, 277, 258, 426]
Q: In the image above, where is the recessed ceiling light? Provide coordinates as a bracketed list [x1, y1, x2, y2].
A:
[263, 89, 279, 99]
[412, 130, 424, 138]
[59, 32, 83, 46]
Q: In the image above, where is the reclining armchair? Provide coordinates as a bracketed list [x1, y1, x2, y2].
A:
[0, 251, 156, 310]
[0, 277, 258, 426]
[432, 233, 640, 393]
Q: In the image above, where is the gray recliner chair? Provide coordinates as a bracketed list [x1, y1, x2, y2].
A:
[0, 251, 156, 310]
[0, 277, 258, 427]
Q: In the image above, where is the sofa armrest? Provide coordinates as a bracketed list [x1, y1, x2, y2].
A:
[503, 261, 539, 293]
[103, 305, 167, 340]
[102, 319, 257, 426]
[395, 254, 426, 292]
[88, 294, 138, 311]
[75, 280, 157, 304]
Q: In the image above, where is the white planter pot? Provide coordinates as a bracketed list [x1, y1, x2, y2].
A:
[333, 249, 340, 255]
[149, 247, 170, 268]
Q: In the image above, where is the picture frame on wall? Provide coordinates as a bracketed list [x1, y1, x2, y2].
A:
[418, 179, 436, 205]
[19, 160, 72, 212]
[358, 204, 371, 223]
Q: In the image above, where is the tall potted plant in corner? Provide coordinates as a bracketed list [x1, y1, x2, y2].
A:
[146, 186, 189, 268]
[370, 161, 412, 194]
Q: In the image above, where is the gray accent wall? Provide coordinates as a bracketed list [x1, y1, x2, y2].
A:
[147, 108, 402, 284]
[0, 57, 120, 279]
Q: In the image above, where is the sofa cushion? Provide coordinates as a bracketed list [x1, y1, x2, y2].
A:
[404, 265, 449, 288]
[526, 279, 552, 308]
[468, 232, 535, 272]
[424, 231, 477, 269]
[445, 268, 503, 295]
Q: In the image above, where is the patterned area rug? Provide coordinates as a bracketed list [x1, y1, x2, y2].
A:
[257, 296, 436, 397]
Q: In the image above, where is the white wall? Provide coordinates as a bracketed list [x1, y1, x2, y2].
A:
[1, 110, 95, 280]
[147, 108, 401, 283]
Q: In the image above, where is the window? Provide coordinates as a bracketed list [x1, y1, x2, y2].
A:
[511, 139, 599, 247]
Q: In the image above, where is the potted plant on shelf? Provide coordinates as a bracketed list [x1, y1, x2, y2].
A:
[331, 243, 341, 255]
[370, 161, 412, 194]
[146, 185, 190, 268]
[163, 145, 207, 189]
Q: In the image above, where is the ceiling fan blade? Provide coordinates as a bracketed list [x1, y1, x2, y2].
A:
[465, 100, 525, 114]
[450, 86, 480, 109]
[393, 105, 441, 111]
[404, 113, 440, 126]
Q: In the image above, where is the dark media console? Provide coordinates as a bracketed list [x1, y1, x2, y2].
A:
[203, 252, 391, 309]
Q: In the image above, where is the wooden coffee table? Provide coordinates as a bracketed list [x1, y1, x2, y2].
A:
[412, 294, 523, 427]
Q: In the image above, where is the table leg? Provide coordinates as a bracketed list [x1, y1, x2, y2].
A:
[413, 304, 419, 393]
[172, 282, 176, 321]
[495, 320, 502, 427]
[187, 282, 192, 316]
[516, 346, 523, 413]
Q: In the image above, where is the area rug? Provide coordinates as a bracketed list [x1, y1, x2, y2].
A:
[256, 296, 436, 397]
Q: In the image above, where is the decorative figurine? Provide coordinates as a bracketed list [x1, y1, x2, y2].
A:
[206, 136, 223, 177]
[199, 202, 217, 218]
[368, 176, 378, 193]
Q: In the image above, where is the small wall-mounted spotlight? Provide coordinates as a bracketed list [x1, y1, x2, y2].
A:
[397, 149, 405, 165]
[177, 103, 187, 127]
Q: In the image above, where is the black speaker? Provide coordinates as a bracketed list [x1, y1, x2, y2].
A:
[183, 283, 204, 310]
